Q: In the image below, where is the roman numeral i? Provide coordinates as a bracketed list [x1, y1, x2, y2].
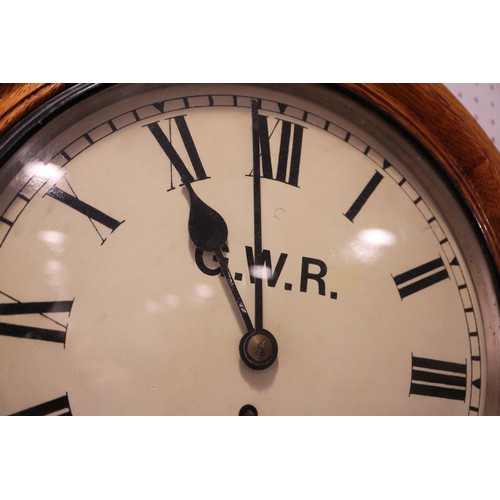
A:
[344, 170, 384, 222]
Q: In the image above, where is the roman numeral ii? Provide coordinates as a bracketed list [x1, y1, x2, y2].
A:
[393, 257, 449, 299]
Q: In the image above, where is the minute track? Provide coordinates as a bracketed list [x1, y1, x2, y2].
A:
[0, 83, 492, 415]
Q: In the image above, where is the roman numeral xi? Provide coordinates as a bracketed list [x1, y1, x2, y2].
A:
[145, 116, 209, 189]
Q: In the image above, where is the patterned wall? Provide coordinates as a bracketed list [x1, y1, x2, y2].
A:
[445, 83, 499, 149]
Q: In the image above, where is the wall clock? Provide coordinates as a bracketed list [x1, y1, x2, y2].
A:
[0, 83, 498, 415]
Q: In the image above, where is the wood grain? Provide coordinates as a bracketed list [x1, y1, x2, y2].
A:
[343, 83, 500, 274]
[0, 83, 70, 136]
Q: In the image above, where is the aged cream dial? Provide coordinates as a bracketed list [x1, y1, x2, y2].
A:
[0, 84, 497, 415]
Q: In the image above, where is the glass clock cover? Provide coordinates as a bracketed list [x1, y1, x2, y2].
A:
[0, 84, 498, 415]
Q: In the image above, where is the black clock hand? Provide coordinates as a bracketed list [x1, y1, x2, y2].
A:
[184, 105, 277, 371]
[185, 182, 254, 334]
[251, 99, 264, 332]
[238, 100, 278, 370]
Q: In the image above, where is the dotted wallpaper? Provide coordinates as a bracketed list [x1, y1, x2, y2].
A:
[445, 83, 499, 148]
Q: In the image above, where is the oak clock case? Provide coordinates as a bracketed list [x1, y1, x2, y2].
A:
[0, 84, 498, 416]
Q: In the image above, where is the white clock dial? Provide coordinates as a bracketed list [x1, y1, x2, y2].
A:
[0, 84, 496, 415]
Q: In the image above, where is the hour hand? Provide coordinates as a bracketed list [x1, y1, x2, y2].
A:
[184, 183, 254, 333]
[185, 183, 228, 253]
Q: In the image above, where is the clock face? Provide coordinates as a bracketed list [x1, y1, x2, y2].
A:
[0, 84, 497, 415]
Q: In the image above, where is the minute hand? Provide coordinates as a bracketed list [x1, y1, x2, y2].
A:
[185, 183, 254, 334]
[251, 99, 264, 332]
[237, 100, 278, 371]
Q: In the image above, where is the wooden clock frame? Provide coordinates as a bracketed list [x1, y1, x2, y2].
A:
[0, 83, 499, 414]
